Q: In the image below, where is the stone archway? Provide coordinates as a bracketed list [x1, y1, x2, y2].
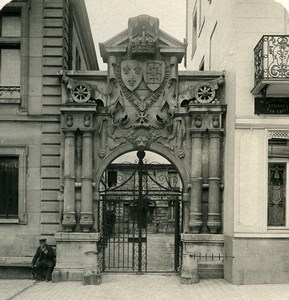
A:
[94, 143, 190, 194]
[97, 149, 184, 273]
[53, 14, 226, 283]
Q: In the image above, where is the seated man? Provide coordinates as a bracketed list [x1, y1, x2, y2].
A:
[32, 238, 56, 282]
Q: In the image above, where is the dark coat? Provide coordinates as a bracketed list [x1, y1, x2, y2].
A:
[32, 245, 55, 265]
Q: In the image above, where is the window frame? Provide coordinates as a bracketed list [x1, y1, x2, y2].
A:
[267, 130, 289, 231]
[0, 2, 29, 111]
[0, 146, 28, 224]
[267, 158, 289, 229]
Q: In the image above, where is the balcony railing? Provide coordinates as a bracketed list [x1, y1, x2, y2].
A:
[0, 86, 21, 103]
[254, 35, 289, 85]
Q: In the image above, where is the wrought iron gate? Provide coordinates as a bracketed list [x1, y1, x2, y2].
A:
[98, 151, 182, 273]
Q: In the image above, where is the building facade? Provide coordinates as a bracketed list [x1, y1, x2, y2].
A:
[186, 0, 289, 284]
[5, 0, 287, 286]
[0, 0, 97, 277]
[0, 1, 228, 283]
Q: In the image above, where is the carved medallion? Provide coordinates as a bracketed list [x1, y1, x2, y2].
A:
[84, 115, 91, 127]
[121, 60, 142, 91]
[71, 82, 91, 103]
[66, 114, 73, 127]
[195, 83, 215, 104]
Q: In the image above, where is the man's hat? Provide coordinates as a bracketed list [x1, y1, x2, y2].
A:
[39, 238, 46, 242]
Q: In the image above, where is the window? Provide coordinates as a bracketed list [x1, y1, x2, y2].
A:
[267, 136, 289, 228]
[199, 56, 205, 71]
[108, 170, 117, 188]
[1, 12, 21, 37]
[0, 157, 18, 218]
[268, 162, 286, 226]
[0, 4, 29, 110]
[0, 47, 21, 86]
[209, 22, 217, 70]
[0, 146, 28, 224]
[192, 10, 197, 58]
[0, 11, 21, 87]
[75, 48, 81, 71]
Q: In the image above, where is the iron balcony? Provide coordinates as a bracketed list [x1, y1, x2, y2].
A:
[251, 35, 289, 96]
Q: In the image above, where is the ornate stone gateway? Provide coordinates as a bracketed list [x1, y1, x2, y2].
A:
[98, 151, 182, 273]
[53, 15, 226, 283]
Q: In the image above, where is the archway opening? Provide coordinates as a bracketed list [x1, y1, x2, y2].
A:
[98, 150, 183, 273]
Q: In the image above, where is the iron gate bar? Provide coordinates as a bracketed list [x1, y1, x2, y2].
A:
[137, 150, 144, 274]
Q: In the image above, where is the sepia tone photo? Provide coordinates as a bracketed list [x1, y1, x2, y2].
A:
[0, 0, 289, 299]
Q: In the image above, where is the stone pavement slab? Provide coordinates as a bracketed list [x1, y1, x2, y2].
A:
[0, 280, 34, 300]
[2, 275, 289, 300]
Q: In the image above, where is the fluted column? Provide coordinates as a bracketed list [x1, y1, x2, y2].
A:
[62, 131, 76, 231]
[207, 131, 222, 233]
[189, 131, 203, 233]
[80, 130, 94, 232]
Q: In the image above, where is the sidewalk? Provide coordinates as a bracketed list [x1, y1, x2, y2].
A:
[2, 274, 289, 300]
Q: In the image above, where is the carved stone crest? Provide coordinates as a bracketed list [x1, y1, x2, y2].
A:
[120, 60, 165, 92]
[121, 60, 142, 91]
[143, 60, 165, 91]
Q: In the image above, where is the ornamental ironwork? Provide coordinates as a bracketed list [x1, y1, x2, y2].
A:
[254, 35, 289, 84]
[98, 153, 182, 273]
[268, 130, 289, 140]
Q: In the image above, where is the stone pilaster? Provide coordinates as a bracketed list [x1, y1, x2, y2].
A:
[207, 131, 222, 233]
[80, 130, 94, 232]
[189, 131, 203, 233]
[62, 131, 76, 231]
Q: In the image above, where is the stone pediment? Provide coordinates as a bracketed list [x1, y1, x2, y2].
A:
[99, 14, 186, 63]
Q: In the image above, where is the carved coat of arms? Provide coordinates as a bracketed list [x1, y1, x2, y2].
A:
[121, 60, 142, 91]
[121, 60, 165, 92]
[143, 60, 165, 91]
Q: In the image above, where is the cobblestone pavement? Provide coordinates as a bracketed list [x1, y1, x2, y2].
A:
[2, 275, 289, 300]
